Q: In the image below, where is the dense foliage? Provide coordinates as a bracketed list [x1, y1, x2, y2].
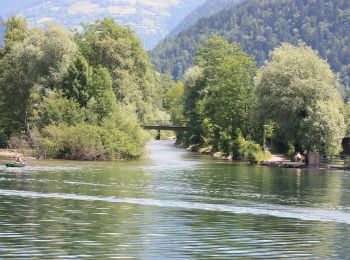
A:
[178, 37, 346, 159]
[255, 43, 346, 154]
[0, 17, 164, 160]
[151, 0, 350, 88]
[76, 18, 165, 122]
[179, 37, 270, 161]
[169, 0, 242, 37]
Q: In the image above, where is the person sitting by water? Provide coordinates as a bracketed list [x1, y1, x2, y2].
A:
[294, 152, 302, 162]
[15, 154, 23, 164]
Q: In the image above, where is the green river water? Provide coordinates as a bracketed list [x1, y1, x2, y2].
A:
[1, 141, 350, 259]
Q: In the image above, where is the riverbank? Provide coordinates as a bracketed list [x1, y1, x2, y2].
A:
[182, 143, 272, 163]
[182, 144, 350, 171]
[0, 149, 37, 160]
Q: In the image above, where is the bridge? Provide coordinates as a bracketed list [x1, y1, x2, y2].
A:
[142, 120, 190, 131]
[142, 120, 190, 140]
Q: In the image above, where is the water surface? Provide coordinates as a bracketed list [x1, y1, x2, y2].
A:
[1, 141, 350, 258]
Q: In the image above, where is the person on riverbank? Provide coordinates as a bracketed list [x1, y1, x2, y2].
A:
[15, 154, 23, 164]
[294, 152, 302, 162]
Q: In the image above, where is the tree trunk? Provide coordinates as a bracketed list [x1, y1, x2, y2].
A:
[24, 110, 33, 147]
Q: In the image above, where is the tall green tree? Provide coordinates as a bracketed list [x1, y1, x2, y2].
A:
[183, 66, 205, 144]
[0, 22, 77, 144]
[87, 66, 118, 123]
[198, 37, 256, 140]
[164, 82, 185, 123]
[183, 37, 257, 154]
[61, 55, 92, 107]
[76, 18, 163, 122]
[255, 43, 346, 154]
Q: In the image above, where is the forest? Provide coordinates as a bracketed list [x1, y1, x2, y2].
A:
[0, 17, 168, 160]
[169, 0, 242, 37]
[151, 0, 350, 89]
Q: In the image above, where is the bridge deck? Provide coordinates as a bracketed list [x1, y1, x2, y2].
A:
[143, 125, 190, 131]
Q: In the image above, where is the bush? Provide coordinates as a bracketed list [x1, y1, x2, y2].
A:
[218, 130, 232, 154]
[8, 135, 29, 149]
[246, 142, 272, 163]
[39, 123, 145, 160]
[233, 132, 271, 163]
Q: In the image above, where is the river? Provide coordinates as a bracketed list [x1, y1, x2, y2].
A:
[1, 141, 350, 258]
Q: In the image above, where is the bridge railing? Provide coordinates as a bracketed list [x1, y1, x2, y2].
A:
[144, 120, 189, 127]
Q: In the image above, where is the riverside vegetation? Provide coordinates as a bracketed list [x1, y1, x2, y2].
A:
[0, 16, 348, 162]
[0, 17, 167, 160]
[170, 37, 347, 162]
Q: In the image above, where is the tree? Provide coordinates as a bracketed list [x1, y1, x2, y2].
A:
[255, 43, 346, 154]
[0, 17, 156, 160]
[164, 82, 185, 123]
[182, 37, 257, 154]
[87, 66, 118, 123]
[61, 55, 92, 107]
[76, 18, 163, 122]
[0, 23, 77, 144]
[183, 66, 204, 144]
[198, 37, 257, 140]
[4, 16, 28, 48]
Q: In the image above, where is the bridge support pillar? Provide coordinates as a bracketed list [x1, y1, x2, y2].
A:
[156, 130, 161, 140]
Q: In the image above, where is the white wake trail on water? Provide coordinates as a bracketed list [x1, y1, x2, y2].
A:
[0, 189, 350, 225]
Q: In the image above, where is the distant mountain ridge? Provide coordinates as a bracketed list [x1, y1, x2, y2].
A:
[0, 0, 206, 49]
[151, 0, 350, 86]
[169, 0, 243, 37]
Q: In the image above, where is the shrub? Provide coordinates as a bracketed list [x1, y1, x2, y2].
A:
[8, 135, 29, 149]
[40, 123, 145, 160]
[232, 132, 271, 163]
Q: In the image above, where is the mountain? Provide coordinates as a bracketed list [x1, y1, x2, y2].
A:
[151, 0, 350, 86]
[0, 0, 206, 49]
[169, 0, 243, 37]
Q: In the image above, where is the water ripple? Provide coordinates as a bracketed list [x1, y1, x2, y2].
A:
[1, 189, 350, 225]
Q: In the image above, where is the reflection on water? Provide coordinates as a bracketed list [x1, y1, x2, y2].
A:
[0, 140, 350, 258]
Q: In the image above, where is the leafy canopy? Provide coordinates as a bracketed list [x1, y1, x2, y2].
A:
[255, 43, 346, 154]
[183, 37, 257, 154]
[76, 18, 163, 122]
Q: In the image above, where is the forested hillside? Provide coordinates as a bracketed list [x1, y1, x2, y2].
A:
[169, 0, 242, 37]
[151, 0, 350, 86]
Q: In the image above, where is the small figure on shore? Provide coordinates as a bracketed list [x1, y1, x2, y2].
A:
[294, 152, 302, 162]
[15, 154, 23, 164]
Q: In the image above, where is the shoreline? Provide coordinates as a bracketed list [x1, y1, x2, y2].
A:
[178, 143, 350, 171]
[0, 149, 37, 161]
